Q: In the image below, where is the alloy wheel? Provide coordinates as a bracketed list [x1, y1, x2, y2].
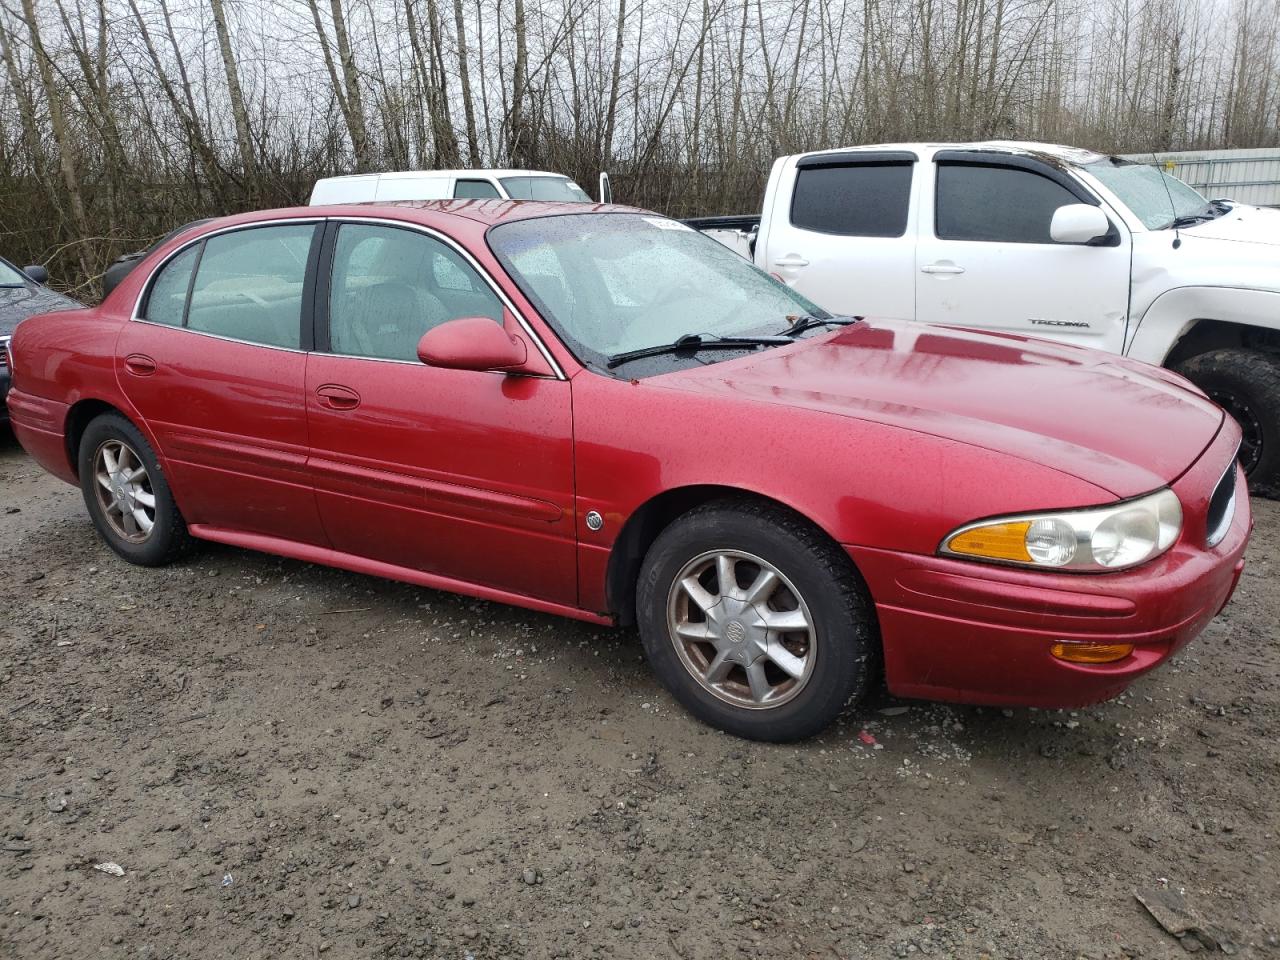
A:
[93, 439, 157, 543]
[666, 549, 817, 709]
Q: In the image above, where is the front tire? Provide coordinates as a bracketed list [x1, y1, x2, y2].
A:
[78, 412, 190, 566]
[1175, 348, 1280, 498]
[636, 500, 876, 742]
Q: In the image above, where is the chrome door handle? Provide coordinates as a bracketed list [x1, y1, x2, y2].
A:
[774, 256, 810, 268]
[921, 262, 965, 275]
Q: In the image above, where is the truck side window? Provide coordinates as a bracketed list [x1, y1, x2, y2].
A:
[790, 163, 912, 237]
[936, 164, 1080, 243]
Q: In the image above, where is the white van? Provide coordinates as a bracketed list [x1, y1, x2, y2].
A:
[309, 169, 595, 205]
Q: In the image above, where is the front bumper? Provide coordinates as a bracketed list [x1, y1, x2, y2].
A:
[847, 430, 1251, 708]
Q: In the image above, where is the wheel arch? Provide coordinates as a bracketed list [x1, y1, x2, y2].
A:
[64, 398, 126, 478]
[604, 484, 851, 627]
[1163, 318, 1280, 368]
[1126, 286, 1280, 366]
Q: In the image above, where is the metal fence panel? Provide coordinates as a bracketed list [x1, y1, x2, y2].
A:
[1118, 148, 1280, 206]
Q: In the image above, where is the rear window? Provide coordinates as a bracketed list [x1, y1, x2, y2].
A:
[790, 163, 913, 237]
[185, 225, 314, 348]
[143, 246, 199, 326]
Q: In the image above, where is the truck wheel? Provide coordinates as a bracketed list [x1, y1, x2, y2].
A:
[1175, 349, 1280, 498]
[635, 500, 877, 742]
[78, 412, 191, 565]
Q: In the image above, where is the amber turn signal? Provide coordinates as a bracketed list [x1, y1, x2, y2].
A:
[1050, 642, 1134, 664]
[944, 521, 1033, 562]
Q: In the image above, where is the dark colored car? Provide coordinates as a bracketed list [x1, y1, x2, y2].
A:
[0, 257, 81, 423]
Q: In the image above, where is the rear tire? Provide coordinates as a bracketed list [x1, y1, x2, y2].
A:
[78, 412, 191, 566]
[1175, 348, 1280, 498]
[636, 500, 876, 742]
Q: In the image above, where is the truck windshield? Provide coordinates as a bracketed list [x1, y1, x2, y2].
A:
[489, 213, 828, 368]
[1082, 159, 1209, 230]
[500, 177, 593, 202]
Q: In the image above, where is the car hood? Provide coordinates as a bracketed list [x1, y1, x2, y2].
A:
[654, 319, 1223, 499]
[0, 283, 82, 336]
[1181, 203, 1280, 246]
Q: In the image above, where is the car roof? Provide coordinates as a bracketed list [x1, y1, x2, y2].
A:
[793, 140, 1108, 166]
[203, 200, 651, 232]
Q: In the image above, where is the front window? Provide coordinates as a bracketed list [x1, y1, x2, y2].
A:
[488, 213, 826, 370]
[0, 260, 28, 286]
[935, 163, 1084, 243]
[1083, 159, 1209, 229]
[454, 179, 502, 199]
[499, 177, 593, 202]
[327, 223, 502, 362]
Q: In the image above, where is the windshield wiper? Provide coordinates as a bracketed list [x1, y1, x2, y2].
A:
[1166, 203, 1223, 229]
[606, 332, 792, 369]
[779, 314, 860, 337]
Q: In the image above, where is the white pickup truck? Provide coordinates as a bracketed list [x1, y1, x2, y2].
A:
[690, 141, 1280, 494]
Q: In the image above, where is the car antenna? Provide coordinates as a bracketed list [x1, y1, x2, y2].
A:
[1153, 153, 1182, 249]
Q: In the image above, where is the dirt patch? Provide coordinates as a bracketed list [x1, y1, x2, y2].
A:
[1, 432, 1277, 959]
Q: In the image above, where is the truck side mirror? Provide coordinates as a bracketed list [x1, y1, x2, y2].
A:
[23, 264, 49, 284]
[1050, 204, 1110, 245]
[598, 172, 612, 204]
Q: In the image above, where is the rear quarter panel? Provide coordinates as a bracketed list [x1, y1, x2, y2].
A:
[9, 308, 133, 481]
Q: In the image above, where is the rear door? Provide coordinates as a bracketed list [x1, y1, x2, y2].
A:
[914, 152, 1131, 350]
[303, 219, 577, 605]
[760, 152, 918, 318]
[116, 221, 326, 544]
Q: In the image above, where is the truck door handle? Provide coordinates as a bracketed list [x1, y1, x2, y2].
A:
[921, 262, 965, 275]
[123, 354, 157, 376]
[774, 256, 810, 268]
[316, 384, 361, 410]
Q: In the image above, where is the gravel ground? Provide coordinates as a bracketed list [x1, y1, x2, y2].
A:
[1, 430, 1277, 960]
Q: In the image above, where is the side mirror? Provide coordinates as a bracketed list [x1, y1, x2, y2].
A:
[417, 316, 528, 372]
[598, 172, 612, 204]
[23, 264, 49, 284]
[1050, 204, 1110, 245]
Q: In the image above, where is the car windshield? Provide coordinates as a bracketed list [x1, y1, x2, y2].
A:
[488, 213, 829, 369]
[500, 177, 593, 202]
[1082, 159, 1210, 229]
[0, 259, 27, 286]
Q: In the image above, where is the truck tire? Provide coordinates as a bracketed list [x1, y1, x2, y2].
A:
[1175, 348, 1280, 498]
[635, 499, 877, 742]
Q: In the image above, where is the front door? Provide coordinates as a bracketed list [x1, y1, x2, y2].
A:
[116, 221, 326, 544]
[914, 155, 1131, 352]
[304, 220, 577, 605]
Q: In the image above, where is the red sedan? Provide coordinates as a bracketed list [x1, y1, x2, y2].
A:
[5, 202, 1250, 741]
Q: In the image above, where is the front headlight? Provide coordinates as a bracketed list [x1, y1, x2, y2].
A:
[940, 488, 1182, 572]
